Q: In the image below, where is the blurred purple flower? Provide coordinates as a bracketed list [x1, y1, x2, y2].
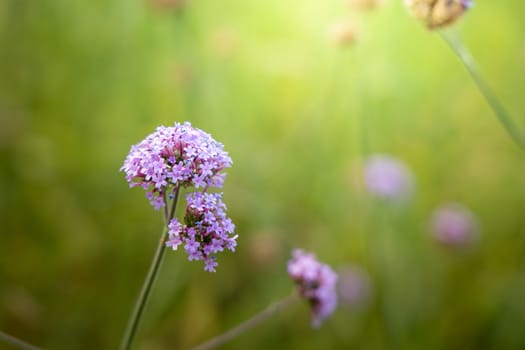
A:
[364, 155, 414, 201]
[166, 192, 237, 272]
[121, 122, 232, 209]
[337, 265, 372, 309]
[288, 249, 338, 328]
[430, 202, 479, 248]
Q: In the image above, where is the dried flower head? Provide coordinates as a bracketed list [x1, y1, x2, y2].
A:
[288, 249, 338, 327]
[328, 20, 360, 47]
[364, 155, 414, 201]
[166, 192, 237, 272]
[121, 122, 232, 209]
[405, 0, 473, 30]
[430, 202, 479, 248]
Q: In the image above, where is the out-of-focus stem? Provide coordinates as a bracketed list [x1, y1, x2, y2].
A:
[189, 293, 298, 350]
[0, 331, 41, 350]
[440, 31, 525, 150]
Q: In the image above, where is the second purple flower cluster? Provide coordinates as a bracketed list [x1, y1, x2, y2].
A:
[166, 192, 237, 272]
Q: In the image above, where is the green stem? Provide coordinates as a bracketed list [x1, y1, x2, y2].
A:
[119, 188, 181, 350]
[189, 293, 298, 350]
[168, 187, 181, 223]
[440, 30, 525, 150]
[0, 331, 41, 350]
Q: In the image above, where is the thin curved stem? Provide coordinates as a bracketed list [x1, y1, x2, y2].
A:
[119, 188, 181, 350]
[189, 293, 299, 350]
[440, 30, 525, 150]
[0, 331, 41, 350]
[119, 229, 169, 350]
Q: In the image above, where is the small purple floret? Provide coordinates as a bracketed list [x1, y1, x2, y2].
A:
[287, 249, 338, 327]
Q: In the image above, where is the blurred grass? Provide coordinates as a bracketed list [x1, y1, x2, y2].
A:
[1, 0, 525, 349]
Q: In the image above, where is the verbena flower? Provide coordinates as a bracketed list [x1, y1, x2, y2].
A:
[404, 0, 473, 30]
[430, 202, 479, 248]
[364, 155, 414, 202]
[287, 249, 338, 328]
[166, 192, 237, 272]
[121, 122, 232, 209]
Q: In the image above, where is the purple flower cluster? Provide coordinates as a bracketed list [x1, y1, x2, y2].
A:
[287, 249, 338, 328]
[364, 154, 413, 202]
[122, 122, 236, 271]
[121, 122, 232, 209]
[166, 192, 237, 272]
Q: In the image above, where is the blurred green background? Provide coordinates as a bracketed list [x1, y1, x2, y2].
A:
[1, 0, 525, 349]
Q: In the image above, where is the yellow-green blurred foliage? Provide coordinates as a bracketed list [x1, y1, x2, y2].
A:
[1, 0, 525, 349]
